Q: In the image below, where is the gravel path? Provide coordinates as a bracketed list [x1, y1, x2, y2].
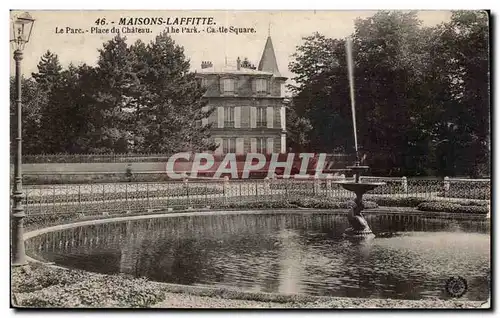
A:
[154, 293, 291, 308]
[154, 292, 487, 309]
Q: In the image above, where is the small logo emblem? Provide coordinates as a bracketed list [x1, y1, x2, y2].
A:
[445, 276, 468, 298]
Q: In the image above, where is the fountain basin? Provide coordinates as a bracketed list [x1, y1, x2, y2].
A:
[24, 210, 490, 301]
[334, 181, 386, 193]
[346, 165, 370, 170]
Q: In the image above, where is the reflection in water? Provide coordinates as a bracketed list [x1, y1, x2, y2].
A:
[26, 212, 490, 301]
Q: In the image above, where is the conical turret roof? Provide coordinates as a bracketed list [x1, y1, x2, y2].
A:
[258, 36, 282, 77]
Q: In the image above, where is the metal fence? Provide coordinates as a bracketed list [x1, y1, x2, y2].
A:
[20, 176, 490, 216]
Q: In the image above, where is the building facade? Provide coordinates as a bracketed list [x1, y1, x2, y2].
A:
[196, 36, 287, 154]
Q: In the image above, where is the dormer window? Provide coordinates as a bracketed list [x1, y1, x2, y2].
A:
[223, 78, 235, 93]
[202, 78, 209, 88]
[255, 78, 268, 94]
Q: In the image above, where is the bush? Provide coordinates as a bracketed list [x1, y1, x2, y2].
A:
[125, 165, 133, 182]
[25, 186, 222, 204]
[417, 202, 490, 214]
[289, 197, 378, 210]
[24, 213, 79, 229]
[370, 196, 490, 208]
[459, 200, 490, 206]
[13, 263, 166, 308]
[221, 200, 295, 209]
[440, 187, 490, 200]
[366, 183, 404, 195]
[369, 196, 429, 207]
[18, 276, 166, 308]
[12, 262, 87, 294]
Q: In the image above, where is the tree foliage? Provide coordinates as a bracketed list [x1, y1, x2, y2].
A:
[13, 33, 215, 154]
[288, 10, 489, 177]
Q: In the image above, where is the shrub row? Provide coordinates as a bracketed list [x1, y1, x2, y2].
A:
[367, 196, 489, 208]
[288, 197, 378, 210]
[369, 196, 490, 208]
[439, 188, 490, 200]
[25, 186, 221, 204]
[417, 202, 490, 214]
[220, 197, 378, 210]
[368, 196, 430, 207]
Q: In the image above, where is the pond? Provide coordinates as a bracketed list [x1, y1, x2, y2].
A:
[26, 211, 490, 301]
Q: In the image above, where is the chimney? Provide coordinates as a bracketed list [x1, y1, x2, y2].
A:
[201, 61, 213, 69]
[236, 57, 241, 70]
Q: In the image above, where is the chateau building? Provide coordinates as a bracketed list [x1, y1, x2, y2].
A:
[196, 35, 287, 154]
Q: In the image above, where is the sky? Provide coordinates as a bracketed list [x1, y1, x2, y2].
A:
[10, 10, 453, 85]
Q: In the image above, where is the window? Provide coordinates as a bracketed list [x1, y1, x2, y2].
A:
[256, 107, 267, 127]
[224, 107, 234, 127]
[255, 78, 268, 94]
[223, 78, 235, 93]
[201, 78, 209, 88]
[223, 138, 236, 153]
[257, 138, 266, 154]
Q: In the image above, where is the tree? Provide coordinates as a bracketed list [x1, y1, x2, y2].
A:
[129, 32, 215, 153]
[289, 33, 360, 153]
[32, 50, 63, 91]
[288, 10, 490, 176]
[436, 11, 490, 176]
[20, 50, 64, 153]
[38, 63, 99, 153]
[90, 34, 141, 153]
[19, 33, 216, 155]
[9, 76, 47, 154]
[285, 99, 313, 152]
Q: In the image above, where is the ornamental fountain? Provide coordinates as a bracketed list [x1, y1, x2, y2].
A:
[334, 38, 385, 239]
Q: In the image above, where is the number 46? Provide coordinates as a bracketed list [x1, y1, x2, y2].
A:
[95, 18, 106, 25]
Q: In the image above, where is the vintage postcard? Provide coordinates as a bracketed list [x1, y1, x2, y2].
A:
[9, 10, 490, 309]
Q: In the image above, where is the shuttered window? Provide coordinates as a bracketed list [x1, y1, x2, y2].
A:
[224, 107, 234, 128]
[257, 138, 266, 154]
[256, 107, 266, 128]
[223, 78, 235, 93]
[223, 138, 236, 153]
[255, 79, 268, 94]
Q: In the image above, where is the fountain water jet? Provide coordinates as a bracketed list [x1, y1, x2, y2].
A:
[334, 38, 385, 239]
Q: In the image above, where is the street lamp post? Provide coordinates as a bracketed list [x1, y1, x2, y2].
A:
[11, 12, 35, 267]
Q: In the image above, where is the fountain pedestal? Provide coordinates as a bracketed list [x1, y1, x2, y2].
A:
[334, 165, 385, 239]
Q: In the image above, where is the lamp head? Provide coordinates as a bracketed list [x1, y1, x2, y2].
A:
[11, 12, 35, 51]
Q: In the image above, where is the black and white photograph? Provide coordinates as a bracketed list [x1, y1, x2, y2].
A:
[8, 9, 491, 309]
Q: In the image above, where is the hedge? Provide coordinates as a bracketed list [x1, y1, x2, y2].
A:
[288, 197, 378, 210]
[368, 196, 430, 207]
[417, 202, 490, 214]
[25, 186, 221, 204]
[439, 187, 490, 200]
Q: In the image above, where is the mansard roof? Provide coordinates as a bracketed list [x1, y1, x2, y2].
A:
[197, 64, 273, 76]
